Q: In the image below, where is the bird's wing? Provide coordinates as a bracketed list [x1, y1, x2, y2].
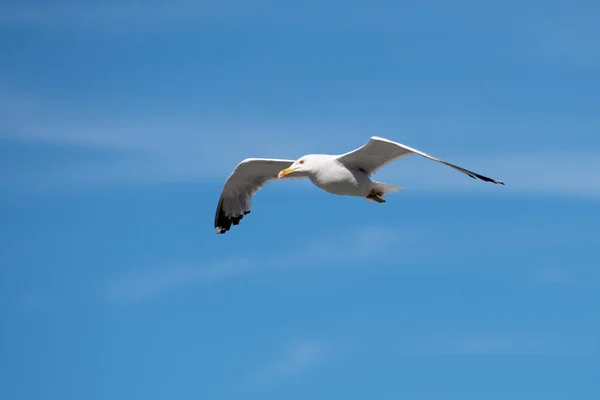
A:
[335, 136, 504, 184]
[215, 158, 295, 234]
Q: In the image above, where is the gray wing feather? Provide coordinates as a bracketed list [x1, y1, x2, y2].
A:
[336, 136, 504, 184]
[215, 158, 295, 234]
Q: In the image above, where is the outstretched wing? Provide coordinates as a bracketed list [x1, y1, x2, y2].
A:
[214, 158, 295, 234]
[336, 136, 504, 184]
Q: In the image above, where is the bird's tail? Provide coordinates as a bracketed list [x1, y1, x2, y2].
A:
[366, 181, 403, 202]
[371, 181, 403, 194]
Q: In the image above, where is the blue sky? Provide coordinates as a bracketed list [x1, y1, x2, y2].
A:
[1, 1, 599, 399]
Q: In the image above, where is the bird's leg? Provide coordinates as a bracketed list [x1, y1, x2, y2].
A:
[366, 189, 386, 203]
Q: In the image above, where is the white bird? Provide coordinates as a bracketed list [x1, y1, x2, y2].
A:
[214, 136, 504, 234]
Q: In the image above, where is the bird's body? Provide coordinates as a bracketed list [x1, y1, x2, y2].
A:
[304, 155, 371, 196]
[214, 136, 504, 234]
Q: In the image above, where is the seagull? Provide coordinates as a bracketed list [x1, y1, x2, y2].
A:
[214, 136, 504, 234]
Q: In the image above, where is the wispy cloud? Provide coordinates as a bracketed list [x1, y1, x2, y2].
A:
[238, 331, 597, 394]
[6, 122, 600, 200]
[396, 331, 598, 357]
[103, 213, 596, 304]
[239, 338, 329, 390]
[20, 293, 52, 312]
[0, 1, 429, 30]
[378, 153, 600, 200]
[0, 89, 341, 190]
[0, 1, 257, 29]
[528, 9, 600, 67]
[105, 257, 254, 303]
[534, 266, 571, 285]
[3, 86, 600, 198]
[105, 226, 403, 303]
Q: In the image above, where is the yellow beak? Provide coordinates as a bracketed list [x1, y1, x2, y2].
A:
[278, 167, 296, 178]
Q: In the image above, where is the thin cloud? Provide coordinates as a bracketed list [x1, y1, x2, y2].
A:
[105, 257, 254, 303]
[239, 338, 328, 390]
[397, 332, 598, 357]
[0, 1, 257, 28]
[378, 153, 600, 200]
[2, 87, 600, 198]
[534, 266, 571, 285]
[5, 119, 600, 199]
[529, 10, 600, 67]
[104, 218, 593, 305]
[21, 293, 52, 312]
[105, 226, 403, 303]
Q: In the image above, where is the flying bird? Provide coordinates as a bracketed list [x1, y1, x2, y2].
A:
[214, 136, 504, 234]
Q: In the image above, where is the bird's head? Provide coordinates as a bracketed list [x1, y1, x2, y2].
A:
[277, 155, 321, 179]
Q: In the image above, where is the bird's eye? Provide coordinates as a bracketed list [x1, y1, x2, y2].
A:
[299, 160, 304, 164]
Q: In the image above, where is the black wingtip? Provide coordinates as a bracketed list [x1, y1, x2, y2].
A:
[214, 197, 251, 234]
[443, 161, 504, 186]
[471, 171, 504, 185]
